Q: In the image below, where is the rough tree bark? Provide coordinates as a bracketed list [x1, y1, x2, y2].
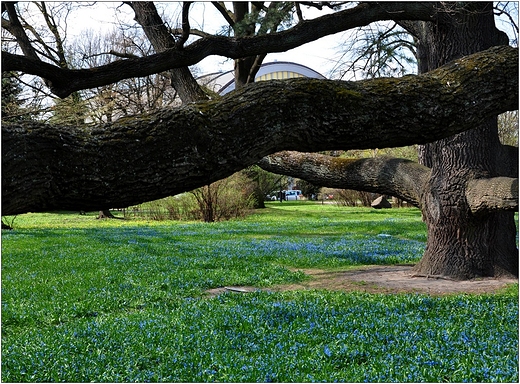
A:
[259, 152, 518, 215]
[2, 46, 517, 217]
[259, 152, 431, 208]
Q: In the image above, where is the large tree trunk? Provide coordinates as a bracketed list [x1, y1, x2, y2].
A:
[408, 3, 518, 279]
[416, 120, 519, 278]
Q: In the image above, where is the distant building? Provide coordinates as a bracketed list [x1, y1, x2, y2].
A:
[198, 61, 326, 95]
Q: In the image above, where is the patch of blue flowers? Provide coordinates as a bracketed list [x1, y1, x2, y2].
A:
[2, 291, 517, 382]
[246, 235, 424, 266]
[2, 209, 517, 382]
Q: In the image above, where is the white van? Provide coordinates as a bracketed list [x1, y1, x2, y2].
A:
[284, 190, 302, 201]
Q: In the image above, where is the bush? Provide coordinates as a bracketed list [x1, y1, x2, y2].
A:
[126, 173, 254, 223]
[191, 172, 255, 222]
[128, 194, 199, 221]
[336, 189, 374, 207]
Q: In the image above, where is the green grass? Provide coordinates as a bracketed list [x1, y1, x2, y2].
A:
[2, 203, 518, 382]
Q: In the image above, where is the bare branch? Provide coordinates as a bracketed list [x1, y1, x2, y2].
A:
[170, 27, 211, 38]
[107, 49, 141, 59]
[175, 2, 192, 49]
[298, 2, 349, 11]
[211, 1, 235, 27]
[3, 3, 39, 60]
[295, 2, 304, 22]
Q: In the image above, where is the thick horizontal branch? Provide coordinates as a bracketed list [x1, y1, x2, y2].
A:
[2, 46, 518, 215]
[258, 152, 430, 207]
[466, 177, 519, 214]
[1, 2, 436, 98]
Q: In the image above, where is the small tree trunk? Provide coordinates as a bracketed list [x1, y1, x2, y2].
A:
[251, 187, 266, 209]
[97, 210, 115, 219]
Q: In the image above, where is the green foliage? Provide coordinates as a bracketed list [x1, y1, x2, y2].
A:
[1, 71, 28, 122]
[339, 145, 419, 163]
[233, 2, 294, 37]
[297, 178, 322, 198]
[128, 194, 199, 221]
[241, 165, 287, 207]
[3, 290, 517, 382]
[49, 92, 88, 126]
[2, 205, 517, 382]
[120, 172, 259, 222]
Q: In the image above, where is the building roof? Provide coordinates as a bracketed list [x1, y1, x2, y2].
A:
[198, 61, 326, 95]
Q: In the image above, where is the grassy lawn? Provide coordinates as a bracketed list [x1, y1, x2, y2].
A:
[2, 203, 518, 382]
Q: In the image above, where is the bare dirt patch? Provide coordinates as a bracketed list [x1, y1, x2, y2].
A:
[271, 265, 518, 295]
[205, 265, 518, 297]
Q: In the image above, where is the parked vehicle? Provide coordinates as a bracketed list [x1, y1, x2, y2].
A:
[266, 190, 303, 201]
[284, 190, 302, 200]
[266, 191, 279, 201]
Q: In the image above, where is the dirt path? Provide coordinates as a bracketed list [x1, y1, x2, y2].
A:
[206, 265, 518, 297]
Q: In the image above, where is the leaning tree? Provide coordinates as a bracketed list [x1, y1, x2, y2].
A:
[2, 2, 518, 280]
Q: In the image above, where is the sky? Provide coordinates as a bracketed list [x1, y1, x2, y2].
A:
[64, 2, 346, 79]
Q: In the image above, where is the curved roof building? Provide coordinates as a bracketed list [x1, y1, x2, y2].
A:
[199, 61, 326, 95]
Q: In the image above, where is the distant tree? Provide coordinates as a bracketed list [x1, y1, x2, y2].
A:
[1, 71, 26, 122]
[297, 179, 322, 200]
[74, 27, 180, 123]
[331, 21, 416, 80]
[240, 165, 287, 208]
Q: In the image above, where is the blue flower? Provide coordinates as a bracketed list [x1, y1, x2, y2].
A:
[324, 345, 332, 357]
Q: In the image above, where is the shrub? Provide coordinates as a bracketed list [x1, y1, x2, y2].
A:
[191, 172, 255, 222]
[336, 189, 374, 207]
[128, 194, 198, 221]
